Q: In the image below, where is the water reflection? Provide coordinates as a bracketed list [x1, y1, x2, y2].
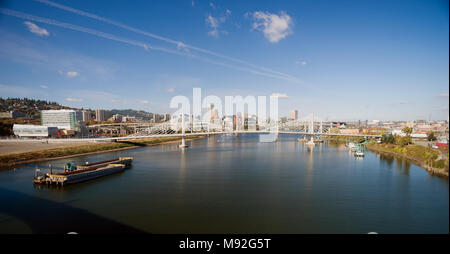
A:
[0, 134, 447, 233]
[379, 153, 395, 168]
[378, 153, 411, 176]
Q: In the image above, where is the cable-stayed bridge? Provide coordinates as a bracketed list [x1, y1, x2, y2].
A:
[88, 113, 381, 142]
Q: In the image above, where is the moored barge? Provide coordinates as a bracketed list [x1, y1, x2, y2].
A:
[33, 157, 133, 186]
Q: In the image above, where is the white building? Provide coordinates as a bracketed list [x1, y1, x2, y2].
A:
[41, 110, 82, 131]
[411, 132, 427, 138]
[391, 129, 406, 137]
[223, 116, 234, 132]
[122, 115, 136, 123]
[110, 114, 123, 122]
[13, 124, 58, 137]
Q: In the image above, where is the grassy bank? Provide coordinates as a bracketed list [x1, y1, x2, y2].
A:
[325, 136, 367, 143]
[366, 143, 449, 177]
[0, 136, 201, 166]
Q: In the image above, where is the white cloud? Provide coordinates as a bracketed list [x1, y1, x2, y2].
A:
[3, 8, 300, 84]
[271, 93, 288, 98]
[66, 97, 83, 102]
[40, 85, 48, 89]
[176, 42, 189, 53]
[168, 88, 175, 93]
[205, 9, 231, 38]
[110, 99, 127, 104]
[0, 83, 46, 97]
[66, 71, 79, 77]
[208, 29, 219, 37]
[295, 60, 307, 65]
[24, 21, 49, 36]
[206, 15, 219, 37]
[140, 100, 150, 105]
[58, 70, 79, 77]
[385, 101, 413, 106]
[438, 93, 449, 98]
[250, 11, 293, 43]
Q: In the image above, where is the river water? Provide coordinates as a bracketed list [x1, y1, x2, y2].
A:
[0, 134, 448, 233]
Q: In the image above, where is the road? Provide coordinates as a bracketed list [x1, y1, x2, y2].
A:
[0, 141, 90, 155]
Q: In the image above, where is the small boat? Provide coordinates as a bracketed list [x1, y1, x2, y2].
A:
[355, 151, 365, 157]
[347, 142, 356, 149]
[354, 144, 365, 157]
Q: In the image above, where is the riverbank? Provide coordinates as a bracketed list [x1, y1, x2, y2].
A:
[325, 135, 367, 143]
[366, 143, 449, 177]
[0, 136, 202, 167]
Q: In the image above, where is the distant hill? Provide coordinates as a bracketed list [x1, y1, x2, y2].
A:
[0, 97, 72, 119]
[106, 109, 153, 121]
[0, 97, 155, 121]
[0, 97, 161, 136]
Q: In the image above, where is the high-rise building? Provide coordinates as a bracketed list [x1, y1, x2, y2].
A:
[290, 110, 298, 121]
[212, 109, 219, 122]
[81, 110, 91, 122]
[95, 109, 105, 122]
[236, 113, 243, 130]
[163, 113, 171, 122]
[153, 113, 160, 123]
[209, 104, 215, 122]
[41, 109, 83, 131]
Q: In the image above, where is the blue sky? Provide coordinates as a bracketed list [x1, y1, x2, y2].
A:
[0, 0, 448, 121]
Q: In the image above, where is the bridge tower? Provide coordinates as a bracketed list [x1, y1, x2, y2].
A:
[179, 114, 189, 148]
[307, 113, 315, 145]
[275, 119, 279, 141]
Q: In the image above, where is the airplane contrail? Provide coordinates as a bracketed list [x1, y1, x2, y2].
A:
[0, 8, 303, 83]
[35, 0, 300, 81]
[0, 8, 189, 57]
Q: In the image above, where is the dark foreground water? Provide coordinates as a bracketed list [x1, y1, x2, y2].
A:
[0, 134, 448, 233]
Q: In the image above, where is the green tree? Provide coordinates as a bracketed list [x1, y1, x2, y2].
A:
[427, 132, 437, 141]
[402, 127, 413, 136]
[396, 135, 412, 147]
[381, 133, 395, 144]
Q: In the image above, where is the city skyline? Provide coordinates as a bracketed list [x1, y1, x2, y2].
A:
[0, 0, 448, 121]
